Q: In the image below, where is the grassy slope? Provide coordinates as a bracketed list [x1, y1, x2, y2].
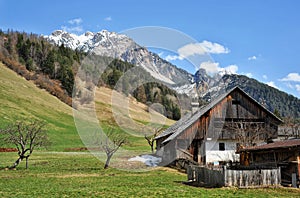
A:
[0, 62, 174, 151]
[94, 86, 175, 151]
[0, 62, 81, 151]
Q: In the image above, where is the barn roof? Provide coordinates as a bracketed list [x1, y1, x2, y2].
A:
[156, 86, 283, 144]
[239, 139, 300, 152]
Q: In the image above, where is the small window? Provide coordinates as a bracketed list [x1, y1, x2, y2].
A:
[232, 100, 240, 105]
[219, 143, 225, 151]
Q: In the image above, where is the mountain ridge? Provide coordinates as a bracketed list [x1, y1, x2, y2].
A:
[45, 30, 192, 86]
[45, 29, 300, 118]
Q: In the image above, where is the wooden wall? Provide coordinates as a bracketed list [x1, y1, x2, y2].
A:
[187, 165, 281, 188]
[158, 88, 282, 164]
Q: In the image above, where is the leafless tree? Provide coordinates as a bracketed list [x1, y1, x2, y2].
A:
[144, 127, 163, 153]
[281, 117, 300, 139]
[224, 121, 272, 148]
[94, 128, 127, 169]
[0, 119, 50, 169]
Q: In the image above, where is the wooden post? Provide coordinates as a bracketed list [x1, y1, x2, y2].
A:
[223, 166, 227, 186]
[292, 173, 297, 188]
[298, 155, 300, 184]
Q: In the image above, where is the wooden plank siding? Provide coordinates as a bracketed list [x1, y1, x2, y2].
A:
[183, 88, 279, 159]
[187, 165, 281, 188]
[156, 87, 283, 165]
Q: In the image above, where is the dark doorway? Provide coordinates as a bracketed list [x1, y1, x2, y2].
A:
[192, 141, 198, 162]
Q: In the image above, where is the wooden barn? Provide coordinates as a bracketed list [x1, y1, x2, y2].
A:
[155, 86, 283, 166]
[239, 139, 300, 187]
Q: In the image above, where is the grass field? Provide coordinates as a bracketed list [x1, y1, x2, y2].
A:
[1, 152, 300, 198]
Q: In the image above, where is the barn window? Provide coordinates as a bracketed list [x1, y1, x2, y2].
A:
[219, 143, 225, 151]
[232, 100, 240, 105]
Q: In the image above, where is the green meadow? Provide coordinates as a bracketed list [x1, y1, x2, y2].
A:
[1, 152, 300, 198]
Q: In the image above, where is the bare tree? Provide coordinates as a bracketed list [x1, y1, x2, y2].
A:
[224, 121, 272, 148]
[281, 117, 293, 140]
[281, 117, 300, 139]
[0, 119, 50, 169]
[293, 120, 300, 138]
[144, 127, 163, 153]
[94, 129, 127, 169]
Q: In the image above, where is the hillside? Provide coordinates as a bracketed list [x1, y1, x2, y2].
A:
[0, 31, 182, 120]
[0, 62, 174, 151]
[0, 62, 80, 150]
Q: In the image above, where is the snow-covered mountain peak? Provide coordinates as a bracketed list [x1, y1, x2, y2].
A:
[45, 29, 193, 85]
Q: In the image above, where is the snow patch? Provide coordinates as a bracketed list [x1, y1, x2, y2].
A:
[128, 155, 162, 167]
[173, 83, 196, 96]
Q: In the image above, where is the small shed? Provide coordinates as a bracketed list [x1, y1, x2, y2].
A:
[239, 139, 300, 187]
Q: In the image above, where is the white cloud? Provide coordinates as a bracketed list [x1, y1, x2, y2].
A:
[267, 81, 278, 89]
[178, 40, 229, 58]
[285, 82, 294, 89]
[62, 18, 84, 33]
[200, 61, 220, 74]
[263, 75, 267, 79]
[61, 25, 83, 33]
[248, 56, 257, 60]
[104, 16, 112, 21]
[165, 54, 183, 61]
[296, 84, 300, 92]
[68, 18, 83, 25]
[223, 64, 238, 74]
[200, 61, 238, 75]
[280, 73, 300, 82]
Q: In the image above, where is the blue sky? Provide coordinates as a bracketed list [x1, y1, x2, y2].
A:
[1, 0, 300, 98]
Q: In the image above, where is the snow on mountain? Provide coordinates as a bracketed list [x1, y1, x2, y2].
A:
[45, 29, 240, 100]
[45, 30, 243, 100]
[45, 30, 192, 85]
[44, 29, 300, 117]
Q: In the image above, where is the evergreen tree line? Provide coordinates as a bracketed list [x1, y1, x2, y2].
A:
[0, 30, 83, 96]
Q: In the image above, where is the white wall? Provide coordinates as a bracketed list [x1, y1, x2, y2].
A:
[205, 140, 239, 163]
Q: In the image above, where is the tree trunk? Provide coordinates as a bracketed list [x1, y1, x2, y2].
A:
[25, 157, 29, 169]
[104, 155, 112, 169]
[151, 144, 154, 154]
[9, 156, 23, 169]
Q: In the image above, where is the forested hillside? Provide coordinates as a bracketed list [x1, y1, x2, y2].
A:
[222, 74, 300, 117]
[0, 30, 182, 120]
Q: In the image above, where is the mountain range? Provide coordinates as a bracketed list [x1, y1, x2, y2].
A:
[45, 30, 300, 117]
[45, 30, 192, 86]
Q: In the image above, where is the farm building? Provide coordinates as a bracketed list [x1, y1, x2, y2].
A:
[155, 86, 283, 166]
[239, 139, 300, 187]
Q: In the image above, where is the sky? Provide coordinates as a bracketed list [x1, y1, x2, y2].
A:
[0, 0, 300, 98]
